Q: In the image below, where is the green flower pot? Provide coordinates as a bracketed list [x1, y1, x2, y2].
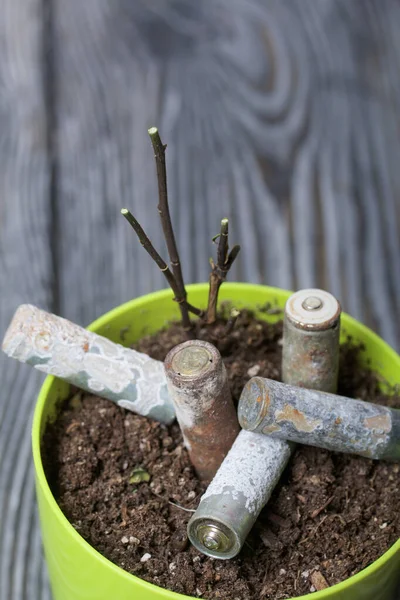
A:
[32, 283, 400, 600]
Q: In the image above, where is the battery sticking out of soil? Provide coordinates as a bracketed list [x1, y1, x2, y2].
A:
[282, 288, 341, 393]
[187, 429, 292, 559]
[164, 339, 240, 482]
[188, 288, 342, 559]
[238, 377, 400, 460]
[2, 304, 175, 424]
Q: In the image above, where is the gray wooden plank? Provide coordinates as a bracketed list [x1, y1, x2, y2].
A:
[0, 0, 53, 598]
[1, 1, 400, 599]
[52, 0, 399, 348]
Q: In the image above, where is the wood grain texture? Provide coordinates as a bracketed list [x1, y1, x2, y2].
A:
[51, 0, 400, 346]
[1, 0, 400, 598]
[0, 0, 53, 598]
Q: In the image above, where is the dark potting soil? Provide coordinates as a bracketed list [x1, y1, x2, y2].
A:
[42, 311, 400, 599]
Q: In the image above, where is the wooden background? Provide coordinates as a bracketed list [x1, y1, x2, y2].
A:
[0, 1, 399, 597]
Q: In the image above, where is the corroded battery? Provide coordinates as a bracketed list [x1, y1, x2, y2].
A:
[187, 429, 292, 559]
[239, 377, 400, 460]
[282, 289, 341, 393]
[187, 289, 342, 559]
[2, 304, 175, 424]
[164, 340, 239, 482]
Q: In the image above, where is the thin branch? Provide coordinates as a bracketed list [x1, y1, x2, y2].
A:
[226, 245, 241, 270]
[223, 308, 240, 336]
[186, 302, 206, 319]
[121, 209, 173, 278]
[121, 209, 202, 323]
[217, 218, 229, 269]
[148, 127, 190, 329]
[206, 218, 241, 324]
[150, 489, 196, 513]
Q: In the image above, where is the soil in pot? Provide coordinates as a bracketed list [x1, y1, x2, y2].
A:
[42, 310, 400, 599]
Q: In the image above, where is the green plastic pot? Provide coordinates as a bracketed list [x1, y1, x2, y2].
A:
[32, 283, 400, 600]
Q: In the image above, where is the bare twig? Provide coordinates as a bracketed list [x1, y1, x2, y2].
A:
[310, 495, 334, 519]
[121, 209, 175, 285]
[148, 127, 190, 329]
[225, 244, 241, 270]
[223, 308, 240, 336]
[299, 515, 329, 545]
[186, 303, 206, 319]
[150, 489, 196, 513]
[206, 218, 241, 324]
[121, 209, 202, 322]
[217, 218, 229, 270]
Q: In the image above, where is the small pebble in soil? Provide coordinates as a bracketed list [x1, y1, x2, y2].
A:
[130, 536, 140, 544]
[140, 553, 151, 563]
[247, 364, 261, 377]
[301, 570, 310, 579]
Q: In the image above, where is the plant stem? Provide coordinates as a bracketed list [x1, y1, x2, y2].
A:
[186, 303, 206, 319]
[148, 127, 190, 329]
[223, 308, 240, 336]
[225, 244, 241, 270]
[121, 209, 201, 324]
[206, 218, 241, 324]
[217, 218, 229, 269]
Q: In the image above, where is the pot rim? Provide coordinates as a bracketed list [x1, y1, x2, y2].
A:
[32, 282, 400, 600]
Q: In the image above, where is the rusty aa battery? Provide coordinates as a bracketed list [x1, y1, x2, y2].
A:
[164, 340, 239, 482]
[239, 377, 400, 460]
[282, 288, 341, 393]
[187, 429, 292, 559]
